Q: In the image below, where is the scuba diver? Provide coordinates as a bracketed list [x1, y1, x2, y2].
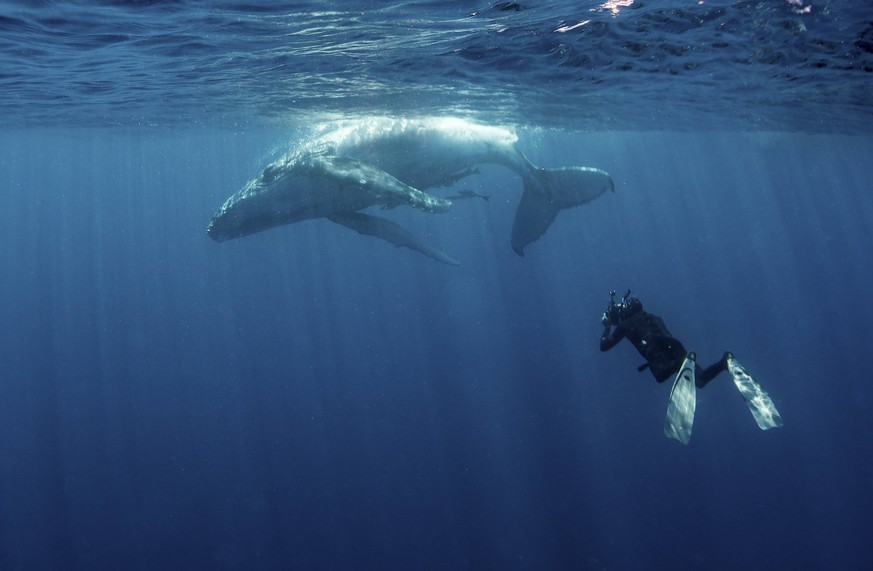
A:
[599, 290, 783, 444]
[599, 290, 729, 387]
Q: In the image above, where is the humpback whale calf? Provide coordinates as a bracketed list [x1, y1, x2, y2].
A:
[207, 117, 614, 263]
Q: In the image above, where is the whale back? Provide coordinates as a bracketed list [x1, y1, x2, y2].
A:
[308, 118, 524, 189]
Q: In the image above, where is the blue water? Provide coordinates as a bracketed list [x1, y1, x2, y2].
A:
[2, 2, 873, 570]
[3, 0, 872, 131]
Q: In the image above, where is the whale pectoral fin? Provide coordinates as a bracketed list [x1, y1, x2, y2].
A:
[510, 189, 559, 257]
[327, 211, 460, 266]
[321, 156, 451, 214]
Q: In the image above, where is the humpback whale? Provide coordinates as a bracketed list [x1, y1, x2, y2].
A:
[207, 117, 614, 263]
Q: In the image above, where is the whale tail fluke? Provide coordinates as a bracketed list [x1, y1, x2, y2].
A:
[510, 165, 614, 256]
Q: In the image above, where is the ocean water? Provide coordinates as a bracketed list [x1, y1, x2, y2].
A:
[2, 1, 872, 570]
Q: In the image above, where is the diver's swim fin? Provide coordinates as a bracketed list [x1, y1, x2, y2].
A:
[726, 354, 783, 430]
[664, 353, 697, 445]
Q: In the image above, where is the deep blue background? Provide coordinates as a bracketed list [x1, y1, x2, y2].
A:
[1, 128, 871, 570]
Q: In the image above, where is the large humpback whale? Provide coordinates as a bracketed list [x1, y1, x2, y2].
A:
[207, 117, 614, 263]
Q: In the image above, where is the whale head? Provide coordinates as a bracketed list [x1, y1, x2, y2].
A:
[206, 155, 367, 242]
[207, 154, 450, 242]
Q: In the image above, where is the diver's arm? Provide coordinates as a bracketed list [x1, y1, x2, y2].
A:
[600, 324, 623, 352]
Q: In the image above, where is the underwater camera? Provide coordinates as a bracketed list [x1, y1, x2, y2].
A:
[603, 289, 633, 326]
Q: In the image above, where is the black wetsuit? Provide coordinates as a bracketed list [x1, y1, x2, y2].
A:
[600, 309, 728, 388]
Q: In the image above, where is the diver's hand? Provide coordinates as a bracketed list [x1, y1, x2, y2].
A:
[601, 312, 610, 326]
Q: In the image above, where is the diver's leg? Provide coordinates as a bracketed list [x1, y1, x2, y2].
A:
[695, 352, 730, 388]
